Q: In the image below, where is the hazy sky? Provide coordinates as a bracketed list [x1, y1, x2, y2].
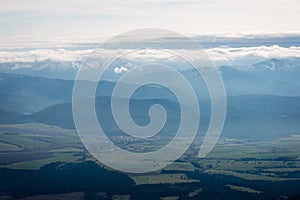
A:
[0, 0, 299, 47]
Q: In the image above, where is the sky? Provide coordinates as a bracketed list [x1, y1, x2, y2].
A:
[0, 0, 300, 48]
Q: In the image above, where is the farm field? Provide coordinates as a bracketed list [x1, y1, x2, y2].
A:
[0, 123, 300, 199]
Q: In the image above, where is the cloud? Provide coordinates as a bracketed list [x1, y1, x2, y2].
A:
[0, 48, 93, 63]
[114, 66, 128, 73]
[206, 45, 300, 61]
[0, 45, 299, 71]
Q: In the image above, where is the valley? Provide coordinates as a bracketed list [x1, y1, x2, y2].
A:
[0, 123, 300, 199]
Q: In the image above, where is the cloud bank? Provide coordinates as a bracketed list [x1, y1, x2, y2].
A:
[0, 45, 299, 69]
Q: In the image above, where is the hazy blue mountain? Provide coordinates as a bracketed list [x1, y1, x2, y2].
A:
[219, 58, 300, 96]
[1, 57, 300, 114]
[223, 95, 300, 139]
[0, 73, 196, 113]
[0, 61, 78, 80]
[0, 57, 299, 133]
[5, 94, 299, 140]
[251, 58, 300, 71]
[0, 68, 299, 139]
[0, 73, 73, 113]
[0, 108, 22, 123]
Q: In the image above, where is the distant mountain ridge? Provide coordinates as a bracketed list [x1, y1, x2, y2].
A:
[218, 58, 300, 96]
[0, 57, 299, 140]
[1, 57, 300, 114]
[251, 58, 300, 71]
[1, 94, 299, 140]
[0, 57, 300, 80]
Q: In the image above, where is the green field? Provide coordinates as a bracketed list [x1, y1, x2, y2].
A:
[0, 123, 86, 170]
[164, 161, 195, 172]
[1, 122, 300, 188]
[226, 185, 262, 194]
[131, 173, 199, 185]
[2, 153, 79, 169]
[0, 141, 22, 152]
[0, 132, 49, 150]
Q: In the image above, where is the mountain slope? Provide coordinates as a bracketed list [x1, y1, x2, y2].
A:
[0, 73, 73, 113]
[0, 108, 22, 123]
[9, 94, 300, 140]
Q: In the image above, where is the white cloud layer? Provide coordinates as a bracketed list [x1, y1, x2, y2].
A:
[0, 49, 93, 63]
[206, 45, 300, 61]
[0, 45, 299, 68]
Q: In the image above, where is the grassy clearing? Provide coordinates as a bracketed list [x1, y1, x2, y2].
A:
[226, 185, 262, 194]
[206, 145, 270, 160]
[160, 196, 179, 200]
[0, 133, 49, 149]
[112, 195, 131, 200]
[18, 192, 85, 200]
[205, 169, 300, 181]
[164, 161, 195, 172]
[0, 141, 22, 152]
[0, 123, 75, 134]
[198, 159, 257, 171]
[188, 189, 202, 198]
[0, 123, 83, 151]
[1, 153, 79, 170]
[198, 159, 300, 172]
[35, 135, 81, 146]
[131, 173, 199, 185]
[50, 148, 84, 153]
[263, 168, 300, 172]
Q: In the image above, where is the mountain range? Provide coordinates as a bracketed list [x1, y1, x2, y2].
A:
[0, 57, 299, 139]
